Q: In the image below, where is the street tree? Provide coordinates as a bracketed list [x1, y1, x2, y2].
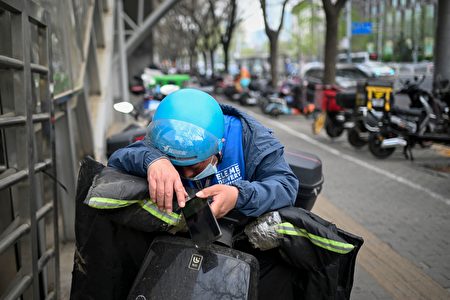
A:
[173, 0, 214, 74]
[219, 0, 240, 73]
[260, 0, 290, 87]
[321, 0, 347, 85]
[155, 5, 201, 72]
[179, 0, 222, 76]
[200, 0, 242, 76]
[206, 0, 224, 77]
[154, 0, 241, 76]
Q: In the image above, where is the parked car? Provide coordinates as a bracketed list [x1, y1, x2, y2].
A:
[337, 52, 395, 77]
[301, 63, 376, 115]
[354, 61, 395, 77]
[336, 51, 377, 64]
[300, 63, 370, 103]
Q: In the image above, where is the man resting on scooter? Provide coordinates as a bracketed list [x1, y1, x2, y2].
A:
[108, 88, 299, 299]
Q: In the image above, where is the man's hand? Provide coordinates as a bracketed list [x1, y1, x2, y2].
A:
[147, 158, 187, 213]
[196, 185, 239, 218]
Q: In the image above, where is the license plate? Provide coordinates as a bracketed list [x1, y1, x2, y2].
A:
[285, 95, 293, 103]
[372, 98, 385, 107]
[344, 121, 355, 128]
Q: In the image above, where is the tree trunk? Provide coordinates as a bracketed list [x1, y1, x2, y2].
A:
[400, 8, 405, 36]
[189, 52, 195, 75]
[269, 35, 279, 87]
[209, 49, 215, 77]
[420, 4, 426, 58]
[223, 40, 230, 73]
[382, 2, 387, 58]
[202, 51, 208, 75]
[434, 0, 450, 85]
[311, 2, 315, 59]
[323, 12, 339, 85]
[392, 7, 397, 42]
[411, 3, 416, 62]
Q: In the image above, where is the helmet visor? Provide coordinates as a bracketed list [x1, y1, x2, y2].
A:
[146, 119, 222, 166]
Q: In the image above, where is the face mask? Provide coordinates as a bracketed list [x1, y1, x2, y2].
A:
[189, 158, 218, 181]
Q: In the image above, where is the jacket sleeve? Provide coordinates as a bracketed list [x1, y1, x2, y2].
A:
[231, 148, 299, 217]
[107, 141, 166, 177]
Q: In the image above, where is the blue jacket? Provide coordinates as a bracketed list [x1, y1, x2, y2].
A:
[108, 104, 299, 217]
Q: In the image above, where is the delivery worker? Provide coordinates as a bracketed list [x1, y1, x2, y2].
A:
[108, 88, 298, 218]
[108, 88, 299, 298]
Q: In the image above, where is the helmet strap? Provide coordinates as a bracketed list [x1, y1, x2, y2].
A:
[215, 152, 223, 164]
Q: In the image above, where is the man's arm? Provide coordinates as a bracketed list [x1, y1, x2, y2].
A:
[107, 141, 166, 177]
[107, 141, 186, 213]
[231, 148, 299, 217]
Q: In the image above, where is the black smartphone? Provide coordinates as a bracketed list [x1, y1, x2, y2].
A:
[182, 196, 222, 244]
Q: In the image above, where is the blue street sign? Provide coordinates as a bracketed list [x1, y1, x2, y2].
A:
[352, 22, 372, 35]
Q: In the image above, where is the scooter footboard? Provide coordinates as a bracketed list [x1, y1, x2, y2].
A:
[127, 236, 259, 300]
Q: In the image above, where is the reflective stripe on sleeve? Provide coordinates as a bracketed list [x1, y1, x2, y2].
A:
[275, 222, 354, 254]
[86, 197, 181, 226]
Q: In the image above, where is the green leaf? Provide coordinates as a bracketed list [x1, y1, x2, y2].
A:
[292, 1, 308, 15]
[292, 0, 322, 15]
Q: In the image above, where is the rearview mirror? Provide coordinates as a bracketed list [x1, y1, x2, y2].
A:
[160, 84, 180, 96]
[113, 101, 134, 114]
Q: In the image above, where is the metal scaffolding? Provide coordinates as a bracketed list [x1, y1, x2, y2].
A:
[0, 0, 181, 297]
[114, 0, 181, 102]
[0, 0, 59, 298]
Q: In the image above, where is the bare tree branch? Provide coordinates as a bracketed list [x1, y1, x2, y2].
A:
[277, 0, 290, 33]
[259, 0, 291, 86]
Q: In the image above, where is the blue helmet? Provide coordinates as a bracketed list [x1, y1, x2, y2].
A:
[240, 77, 251, 88]
[146, 88, 224, 166]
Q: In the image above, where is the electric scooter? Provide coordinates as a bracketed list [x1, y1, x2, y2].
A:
[366, 77, 450, 159]
[127, 150, 325, 300]
[72, 151, 361, 300]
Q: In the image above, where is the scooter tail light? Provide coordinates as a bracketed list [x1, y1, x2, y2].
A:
[133, 135, 145, 142]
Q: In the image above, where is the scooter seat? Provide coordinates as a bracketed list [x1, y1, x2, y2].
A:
[336, 92, 357, 109]
[392, 106, 423, 117]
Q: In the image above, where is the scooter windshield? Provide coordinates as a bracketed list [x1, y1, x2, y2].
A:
[146, 119, 221, 166]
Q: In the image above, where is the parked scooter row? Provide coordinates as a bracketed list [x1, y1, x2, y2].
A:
[222, 76, 261, 106]
[217, 76, 304, 118]
[314, 76, 450, 159]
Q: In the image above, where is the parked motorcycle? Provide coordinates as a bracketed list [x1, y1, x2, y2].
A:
[312, 86, 354, 138]
[366, 76, 450, 159]
[279, 81, 295, 107]
[334, 89, 370, 148]
[239, 88, 260, 106]
[231, 77, 259, 106]
[106, 85, 180, 158]
[259, 92, 291, 117]
[106, 101, 152, 158]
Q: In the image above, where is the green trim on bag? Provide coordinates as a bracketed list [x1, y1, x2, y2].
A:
[275, 222, 354, 254]
[87, 197, 181, 226]
[87, 197, 140, 209]
[139, 200, 181, 226]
